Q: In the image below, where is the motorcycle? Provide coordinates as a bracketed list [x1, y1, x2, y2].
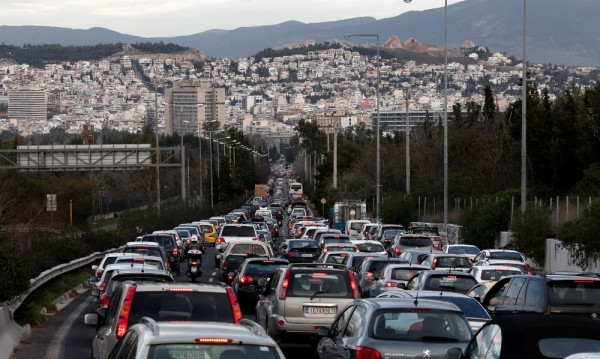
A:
[186, 249, 203, 282]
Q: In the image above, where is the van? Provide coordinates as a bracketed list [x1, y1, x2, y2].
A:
[345, 219, 371, 240]
[288, 182, 303, 196]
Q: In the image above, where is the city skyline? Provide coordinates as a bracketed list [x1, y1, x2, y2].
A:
[2, 0, 465, 38]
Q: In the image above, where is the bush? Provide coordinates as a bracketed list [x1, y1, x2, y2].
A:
[509, 205, 554, 266]
[0, 250, 29, 301]
[558, 198, 600, 269]
[459, 198, 512, 249]
[380, 193, 418, 225]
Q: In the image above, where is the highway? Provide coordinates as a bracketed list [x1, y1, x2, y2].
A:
[11, 217, 317, 359]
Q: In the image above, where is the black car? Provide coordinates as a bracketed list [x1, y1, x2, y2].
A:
[445, 314, 600, 359]
[481, 274, 600, 318]
[231, 257, 288, 312]
[279, 239, 322, 263]
[141, 234, 182, 273]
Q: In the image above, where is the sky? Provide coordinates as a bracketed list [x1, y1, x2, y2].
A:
[2, 0, 465, 38]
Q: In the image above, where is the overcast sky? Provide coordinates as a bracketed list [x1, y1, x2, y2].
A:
[2, 0, 465, 37]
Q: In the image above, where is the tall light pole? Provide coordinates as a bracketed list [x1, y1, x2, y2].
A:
[344, 33, 380, 221]
[404, 0, 448, 228]
[405, 93, 411, 195]
[521, 0, 527, 213]
[154, 88, 161, 217]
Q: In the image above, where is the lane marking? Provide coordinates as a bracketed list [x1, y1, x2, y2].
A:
[46, 294, 90, 359]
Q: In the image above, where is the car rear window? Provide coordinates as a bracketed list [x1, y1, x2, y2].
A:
[123, 247, 164, 259]
[548, 280, 600, 306]
[399, 236, 433, 247]
[350, 222, 366, 230]
[245, 261, 285, 276]
[199, 225, 214, 233]
[382, 229, 403, 240]
[129, 291, 233, 325]
[107, 275, 173, 296]
[356, 243, 385, 252]
[290, 240, 320, 249]
[147, 344, 281, 359]
[367, 260, 403, 276]
[370, 309, 471, 341]
[142, 235, 174, 248]
[420, 296, 490, 320]
[229, 244, 269, 256]
[115, 258, 164, 270]
[221, 226, 256, 237]
[448, 246, 480, 255]
[176, 230, 190, 238]
[325, 253, 349, 264]
[323, 237, 351, 246]
[390, 268, 423, 281]
[288, 271, 352, 298]
[177, 226, 199, 236]
[538, 338, 600, 358]
[435, 256, 471, 268]
[480, 269, 522, 281]
[426, 275, 478, 293]
[489, 251, 523, 261]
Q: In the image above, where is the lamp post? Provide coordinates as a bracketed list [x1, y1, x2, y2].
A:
[405, 92, 411, 195]
[344, 33, 380, 221]
[404, 0, 448, 228]
[521, 0, 527, 213]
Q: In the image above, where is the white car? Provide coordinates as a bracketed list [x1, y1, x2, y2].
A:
[442, 244, 481, 260]
[351, 240, 387, 256]
[472, 249, 531, 274]
[468, 264, 523, 283]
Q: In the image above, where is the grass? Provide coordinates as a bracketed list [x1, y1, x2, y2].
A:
[13, 267, 95, 326]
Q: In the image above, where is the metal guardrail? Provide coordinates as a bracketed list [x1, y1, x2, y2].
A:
[7, 246, 123, 314]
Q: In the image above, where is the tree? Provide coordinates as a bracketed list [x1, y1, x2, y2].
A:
[559, 198, 600, 269]
[482, 85, 497, 122]
[459, 198, 512, 250]
[509, 205, 554, 266]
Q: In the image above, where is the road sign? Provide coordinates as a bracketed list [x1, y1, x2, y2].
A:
[46, 194, 57, 212]
[320, 198, 327, 205]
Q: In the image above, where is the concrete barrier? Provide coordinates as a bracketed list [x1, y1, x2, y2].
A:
[0, 305, 29, 359]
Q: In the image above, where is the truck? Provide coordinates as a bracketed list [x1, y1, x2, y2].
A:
[328, 200, 368, 232]
[254, 184, 269, 199]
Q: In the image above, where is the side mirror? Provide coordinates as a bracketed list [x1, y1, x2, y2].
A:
[397, 283, 407, 290]
[91, 287, 100, 297]
[84, 313, 98, 326]
[445, 347, 463, 359]
[91, 265, 98, 271]
[316, 326, 330, 337]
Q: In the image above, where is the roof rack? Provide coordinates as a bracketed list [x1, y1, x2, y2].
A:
[288, 263, 347, 270]
[140, 316, 160, 336]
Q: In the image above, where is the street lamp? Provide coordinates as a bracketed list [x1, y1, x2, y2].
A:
[404, 0, 448, 228]
[521, 0, 527, 213]
[344, 33, 381, 221]
[405, 92, 411, 195]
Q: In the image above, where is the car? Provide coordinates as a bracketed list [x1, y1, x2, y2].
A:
[444, 314, 600, 359]
[481, 274, 600, 318]
[345, 219, 371, 240]
[368, 263, 431, 297]
[373, 224, 405, 249]
[278, 239, 322, 263]
[398, 249, 442, 265]
[388, 233, 434, 258]
[468, 264, 523, 283]
[312, 228, 343, 242]
[375, 290, 492, 332]
[408, 225, 443, 250]
[192, 221, 218, 246]
[473, 249, 531, 274]
[217, 240, 274, 283]
[95, 267, 175, 311]
[466, 281, 498, 303]
[420, 253, 473, 272]
[316, 251, 353, 264]
[84, 282, 243, 359]
[139, 234, 181, 273]
[91, 263, 157, 311]
[322, 242, 358, 254]
[174, 224, 206, 248]
[151, 229, 184, 256]
[122, 242, 170, 271]
[216, 223, 259, 247]
[342, 252, 388, 274]
[354, 257, 409, 297]
[316, 298, 473, 359]
[107, 318, 285, 359]
[231, 257, 289, 312]
[351, 240, 387, 256]
[92, 253, 129, 279]
[256, 229, 274, 248]
[442, 244, 481, 260]
[359, 223, 380, 241]
[403, 270, 479, 294]
[318, 233, 351, 249]
[255, 263, 360, 343]
[114, 254, 167, 271]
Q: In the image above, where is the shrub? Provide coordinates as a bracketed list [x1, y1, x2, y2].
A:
[459, 198, 512, 249]
[509, 205, 554, 266]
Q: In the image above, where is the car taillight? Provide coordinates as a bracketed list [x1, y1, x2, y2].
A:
[365, 271, 374, 279]
[279, 270, 291, 300]
[173, 247, 178, 257]
[239, 275, 254, 285]
[116, 286, 136, 340]
[217, 237, 225, 244]
[525, 263, 531, 274]
[349, 273, 360, 299]
[385, 282, 397, 287]
[186, 239, 190, 245]
[252, 237, 260, 241]
[226, 287, 243, 323]
[287, 252, 297, 257]
[99, 295, 110, 308]
[99, 281, 107, 296]
[432, 258, 438, 270]
[394, 247, 400, 256]
[356, 346, 383, 359]
[222, 259, 228, 271]
[97, 268, 104, 277]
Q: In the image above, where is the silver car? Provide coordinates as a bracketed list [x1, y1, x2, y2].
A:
[317, 298, 472, 359]
[255, 263, 360, 343]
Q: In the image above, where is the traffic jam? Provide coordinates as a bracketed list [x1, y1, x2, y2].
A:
[83, 164, 600, 359]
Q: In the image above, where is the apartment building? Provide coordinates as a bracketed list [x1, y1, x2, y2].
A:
[164, 80, 226, 135]
[8, 89, 47, 121]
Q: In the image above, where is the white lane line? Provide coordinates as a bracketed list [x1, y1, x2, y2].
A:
[46, 295, 90, 359]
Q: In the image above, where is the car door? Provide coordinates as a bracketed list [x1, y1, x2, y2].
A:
[337, 305, 368, 358]
[94, 288, 123, 359]
[318, 305, 355, 359]
[497, 277, 527, 313]
[257, 269, 282, 327]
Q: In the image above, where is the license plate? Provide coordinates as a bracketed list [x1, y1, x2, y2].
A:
[302, 253, 314, 257]
[305, 306, 336, 315]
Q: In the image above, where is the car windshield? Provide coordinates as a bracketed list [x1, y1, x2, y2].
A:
[426, 275, 478, 293]
[548, 280, 600, 306]
[148, 344, 281, 359]
[221, 226, 256, 236]
[399, 236, 433, 247]
[128, 291, 233, 325]
[370, 309, 471, 342]
[488, 251, 523, 261]
[288, 271, 351, 298]
[356, 243, 385, 252]
[448, 246, 480, 255]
